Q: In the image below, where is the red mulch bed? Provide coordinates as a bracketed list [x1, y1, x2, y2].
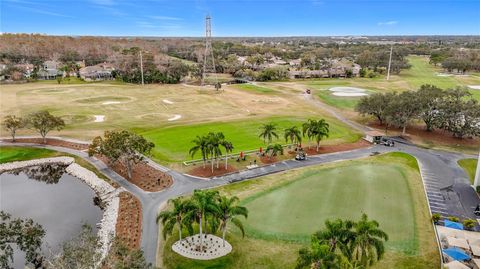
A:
[367, 122, 480, 147]
[259, 156, 278, 164]
[96, 155, 173, 192]
[7, 137, 89, 150]
[115, 192, 142, 249]
[302, 140, 371, 156]
[187, 164, 238, 178]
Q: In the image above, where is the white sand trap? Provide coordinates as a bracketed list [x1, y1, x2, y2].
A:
[436, 73, 453, 77]
[163, 99, 174, 104]
[168, 114, 182, 121]
[102, 101, 122, 105]
[172, 234, 232, 260]
[329, 87, 368, 97]
[469, 85, 480, 90]
[94, 115, 105, 122]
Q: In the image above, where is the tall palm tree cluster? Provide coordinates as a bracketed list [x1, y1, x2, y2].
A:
[296, 214, 388, 269]
[259, 119, 330, 158]
[157, 190, 248, 251]
[189, 132, 234, 173]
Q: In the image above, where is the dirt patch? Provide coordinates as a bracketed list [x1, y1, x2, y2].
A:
[259, 156, 278, 164]
[115, 192, 142, 249]
[7, 137, 89, 151]
[187, 164, 238, 178]
[302, 140, 370, 156]
[367, 122, 480, 149]
[96, 155, 173, 192]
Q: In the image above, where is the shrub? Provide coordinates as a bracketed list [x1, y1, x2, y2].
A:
[448, 216, 460, 222]
[432, 213, 441, 224]
[476, 185, 480, 193]
[463, 219, 476, 230]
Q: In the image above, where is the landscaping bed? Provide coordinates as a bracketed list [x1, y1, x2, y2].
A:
[96, 155, 173, 192]
[115, 192, 142, 249]
[5, 137, 89, 150]
[187, 165, 238, 178]
[301, 139, 370, 156]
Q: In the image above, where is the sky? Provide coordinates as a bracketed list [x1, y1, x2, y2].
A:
[1, 0, 479, 36]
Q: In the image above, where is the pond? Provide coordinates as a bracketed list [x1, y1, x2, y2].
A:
[0, 164, 103, 269]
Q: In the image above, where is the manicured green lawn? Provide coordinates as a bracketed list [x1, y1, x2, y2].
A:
[233, 84, 275, 94]
[241, 161, 415, 252]
[458, 158, 478, 184]
[0, 146, 59, 163]
[401, 55, 459, 89]
[315, 90, 364, 110]
[0, 146, 109, 181]
[161, 153, 438, 269]
[140, 116, 361, 163]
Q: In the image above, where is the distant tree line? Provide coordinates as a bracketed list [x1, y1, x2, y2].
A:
[356, 85, 480, 138]
[430, 49, 480, 73]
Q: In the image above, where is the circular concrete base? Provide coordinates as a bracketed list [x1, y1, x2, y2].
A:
[172, 234, 232, 260]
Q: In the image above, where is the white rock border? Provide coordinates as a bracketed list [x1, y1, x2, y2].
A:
[172, 234, 232, 260]
[0, 157, 120, 264]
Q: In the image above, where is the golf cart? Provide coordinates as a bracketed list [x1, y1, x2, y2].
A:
[295, 151, 307, 161]
[380, 138, 395, 147]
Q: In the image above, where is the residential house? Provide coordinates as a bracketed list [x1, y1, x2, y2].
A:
[14, 63, 34, 78]
[79, 63, 115, 81]
[38, 60, 61, 80]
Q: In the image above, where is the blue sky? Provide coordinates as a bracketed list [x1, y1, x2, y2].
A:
[1, 0, 479, 36]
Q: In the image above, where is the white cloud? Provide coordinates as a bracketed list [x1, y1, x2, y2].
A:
[378, 21, 398, 26]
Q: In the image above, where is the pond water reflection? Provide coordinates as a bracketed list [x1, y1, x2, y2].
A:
[0, 164, 103, 269]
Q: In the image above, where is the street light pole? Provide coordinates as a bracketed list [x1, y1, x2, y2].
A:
[474, 149, 480, 187]
[386, 45, 393, 81]
[140, 50, 144, 86]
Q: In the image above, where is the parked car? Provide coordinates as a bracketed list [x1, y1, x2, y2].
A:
[380, 138, 395, 147]
[295, 151, 307, 160]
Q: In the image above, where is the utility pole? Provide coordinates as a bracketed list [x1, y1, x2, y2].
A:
[386, 45, 393, 80]
[201, 15, 217, 87]
[140, 50, 144, 86]
[474, 149, 480, 187]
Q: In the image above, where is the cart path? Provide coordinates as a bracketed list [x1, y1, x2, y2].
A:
[1, 139, 477, 265]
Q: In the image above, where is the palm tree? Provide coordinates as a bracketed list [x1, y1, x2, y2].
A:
[206, 132, 224, 172]
[222, 140, 234, 169]
[184, 190, 219, 250]
[259, 123, 279, 144]
[189, 135, 209, 168]
[217, 196, 248, 246]
[266, 143, 284, 160]
[313, 219, 355, 259]
[351, 214, 388, 267]
[296, 240, 340, 269]
[302, 119, 330, 152]
[156, 197, 188, 241]
[284, 126, 302, 146]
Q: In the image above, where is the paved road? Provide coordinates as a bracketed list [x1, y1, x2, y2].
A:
[3, 139, 477, 265]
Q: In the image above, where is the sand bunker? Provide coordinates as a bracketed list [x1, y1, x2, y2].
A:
[469, 85, 480, 90]
[102, 101, 122, 105]
[168, 115, 182, 121]
[94, 115, 105, 122]
[329, 87, 368, 97]
[163, 99, 174, 104]
[436, 73, 453, 77]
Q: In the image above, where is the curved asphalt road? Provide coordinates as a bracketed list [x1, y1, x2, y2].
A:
[2, 139, 477, 265]
[0, 95, 477, 265]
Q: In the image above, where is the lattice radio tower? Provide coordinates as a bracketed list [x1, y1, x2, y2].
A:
[201, 15, 217, 86]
